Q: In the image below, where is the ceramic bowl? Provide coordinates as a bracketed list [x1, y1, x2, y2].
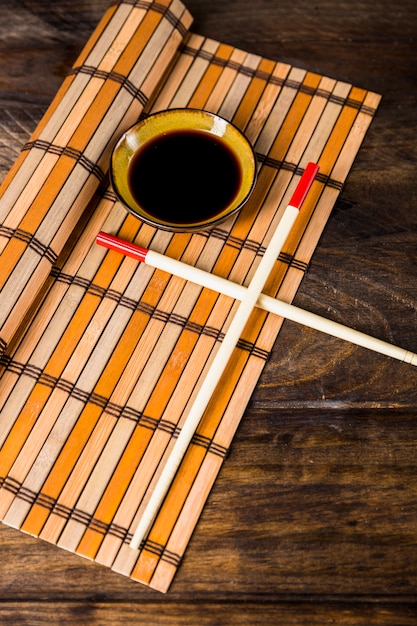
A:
[110, 108, 257, 232]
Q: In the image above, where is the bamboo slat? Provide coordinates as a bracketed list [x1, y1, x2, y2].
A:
[0, 0, 192, 356]
[0, 1, 381, 592]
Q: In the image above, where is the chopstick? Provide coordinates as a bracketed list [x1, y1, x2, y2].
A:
[122, 162, 318, 549]
[96, 162, 417, 550]
[96, 236, 417, 368]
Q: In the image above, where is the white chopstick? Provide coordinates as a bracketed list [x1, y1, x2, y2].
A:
[97, 229, 417, 367]
[125, 162, 319, 549]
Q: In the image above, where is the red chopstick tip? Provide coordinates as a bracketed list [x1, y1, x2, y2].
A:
[289, 162, 319, 210]
[96, 231, 148, 263]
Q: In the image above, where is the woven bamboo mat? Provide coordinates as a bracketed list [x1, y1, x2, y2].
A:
[0, 0, 381, 592]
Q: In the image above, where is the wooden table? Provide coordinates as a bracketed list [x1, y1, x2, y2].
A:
[0, 0, 416, 623]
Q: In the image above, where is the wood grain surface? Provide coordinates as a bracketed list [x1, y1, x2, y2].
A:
[0, 0, 416, 623]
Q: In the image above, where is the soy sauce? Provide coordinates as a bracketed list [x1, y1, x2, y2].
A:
[127, 129, 242, 224]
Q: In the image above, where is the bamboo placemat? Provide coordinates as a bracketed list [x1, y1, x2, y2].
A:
[0, 0, 381, 592]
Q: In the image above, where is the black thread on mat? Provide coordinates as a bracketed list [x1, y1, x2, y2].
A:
[21, 140, 105, 181]
[219, 232, 265, 255]
[315, 170, 344, 191]
[0, 338, 8, 356]
[1, 476, 21, 496]
[209, 441, 230, 459]
[161, 548, 182, 568]
[69, 508, 92, 527]
[254, 155, 344, 193]
[32, 491, 56, 511]
[0, 477, 183, 567]
[4, 309, 269, 368]
[142, 539, 182, 568]
[360, 102, 377, 116]
[47, 270, 231, 339]
[278, 251, 309, 273]
[0, 227, 58, 264]
[0, 337, 267, 437]
[0, 355, 183, 432]
[102, 188, 118, 202]
[180, 43, 378, 117]
[181, 41, 286, 89]
[109, 0, 188, 37]
[191, 433, 229, 459]
[203, 231, 309, 272]
[53, 502, 73, 520]
[67, 66, 148, 106]
[108, 522, 130, 542]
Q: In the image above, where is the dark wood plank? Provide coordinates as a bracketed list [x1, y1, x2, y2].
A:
[1, 0, 416, 623]
[1, 410, 416, 597]
[1, 600, 417, 626]
[0, 601, 415, 626]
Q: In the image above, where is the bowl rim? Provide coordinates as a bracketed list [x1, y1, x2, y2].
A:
[110, 107, 257, 232]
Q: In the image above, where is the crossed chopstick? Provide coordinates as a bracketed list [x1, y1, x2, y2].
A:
[97, 163, 416, 550]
